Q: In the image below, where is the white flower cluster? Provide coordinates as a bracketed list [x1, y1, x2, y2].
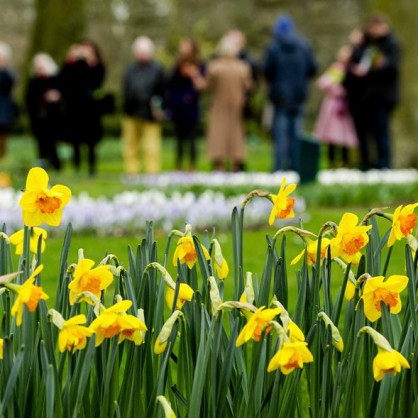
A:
[123, 171, 300, 188]
[318, 169, 418, 185]
[0, 188, 306, 235]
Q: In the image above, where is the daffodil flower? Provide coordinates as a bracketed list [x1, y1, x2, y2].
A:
[165, 283, 194, 310]
[360, 275, 408, 322]
[291, 238, 331, 266]
[267, 341, 314, 374]
[212, 239, 229, 280]
[268, 178, 296, 226]
[173, 236, 210, 269]
[89, 300, 147, 347]
[236, 306, 281, 346]
[68, 258, 114, 305]
[156, 395, 177, 418]
[154, 310, 183, 354]
[9, 227, 47, 255]
[19, 167, 71, 227]
[55, 314, 93, 353]
[388, 203, 418, 247]
[0, 339, 3, 359]
[373, 347, 410, 381]
[7, 264, 49, 326]
[358, 326, 410, 381]
[330, 213, 372, 263]
[317, 311, 344, 352]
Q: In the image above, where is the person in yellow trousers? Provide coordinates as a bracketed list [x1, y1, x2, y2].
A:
[121, 36, 166, 176]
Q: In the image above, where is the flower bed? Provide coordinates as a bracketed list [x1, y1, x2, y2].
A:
[1, 167, 418, 417]
[0, 188, 306, 234]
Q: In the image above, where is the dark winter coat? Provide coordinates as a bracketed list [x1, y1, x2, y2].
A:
[25, 75, 62, 140]
[166, 63, 204, 123]
[0, 68, 15, 129]
[122, 61, 166, 121]
[264, 34, 317, 110]
[60, 59, 105, 144]
[345, 33, 400, 107]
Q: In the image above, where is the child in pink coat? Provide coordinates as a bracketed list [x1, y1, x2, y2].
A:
[315, 45, 358, 167]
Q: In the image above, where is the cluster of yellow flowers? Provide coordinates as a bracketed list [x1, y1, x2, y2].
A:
[236, 178, 416, 379]
[1, 167, 416, 384]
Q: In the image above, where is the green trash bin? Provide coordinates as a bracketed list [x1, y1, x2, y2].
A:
[299, 134, 320, 184]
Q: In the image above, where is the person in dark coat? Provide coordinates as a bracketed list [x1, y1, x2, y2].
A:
[60, 40, 105, 175]
[0, 42, 15, 161]
[26, 53, 62, 170]
[167, 38, 204, 171]
[264, 15, 317, 172]
[344, 15, 400, 169]
[122, 36, 166, 174]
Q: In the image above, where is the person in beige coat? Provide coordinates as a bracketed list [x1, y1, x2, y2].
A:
[189, 36, 252, 171]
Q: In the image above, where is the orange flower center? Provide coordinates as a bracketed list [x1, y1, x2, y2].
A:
[183, 243, 197, 263]
[399, 214, 417, 237]
[284, 353, 301, 370]
[36, 192, 61, 214]
[80, 274, 101, 294]
[122, 328, 134, 338]
[66, 330, 85, 349]
[254, 321, 272, 341]
[100, 322, 122, 338]
[277, 197, 295, 219]
[342, 235, 365, 255]
[373, 287, 398, 312]
[27, 286, 44, 312]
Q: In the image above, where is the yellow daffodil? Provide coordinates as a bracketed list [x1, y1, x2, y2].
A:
[156, 395, 177, 418]
[68, 259, 113, 305]
[373, 348, 410, 381]
[58, 314, 93, 353]
[268, 178, 296, 226]
[89, 300, 147, 347]
[173, 236, 210, 269]
[360, 275, 408, 322]
[236, 306, 281, 346]
[8, 265, 49, 326]
[154, 310, 183, 354]
[359, 326, 410, 381]
[212, 239, 229, 280]
[288, 321, 305, 342]
[345, 280, 356, 301]
[330, 213, 372, 263]
[19, 167, 71, 227]
[291, 238, 331, 266]
[388, 203, 418, 247]
[9, 227, 47, 255]
[267, 341, 314, 374]
[165, 283, 194, 310]
[317, 311, 344, 352]
[0, 338, 3, 359]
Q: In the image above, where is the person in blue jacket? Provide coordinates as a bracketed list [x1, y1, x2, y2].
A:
[264, 15, 317, 172]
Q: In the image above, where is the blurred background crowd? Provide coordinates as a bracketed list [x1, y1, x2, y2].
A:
[0, 0, 415, 179]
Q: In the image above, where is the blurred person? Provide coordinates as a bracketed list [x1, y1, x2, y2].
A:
[26, 53, 62, 170]
[344, 14, 400, 169]
[0, 42, 15, 162]
[60, 40, 105, 175]
[167, 38, 204, 171]
[190, 36, 252, 171]
[264, 15, 317, 172]
[226, 30, 260, 165]
[122, 36, 166, 175]
[314, 45, 358, 167]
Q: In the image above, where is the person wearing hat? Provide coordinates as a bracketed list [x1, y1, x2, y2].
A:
[264, 15, 317, 172]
